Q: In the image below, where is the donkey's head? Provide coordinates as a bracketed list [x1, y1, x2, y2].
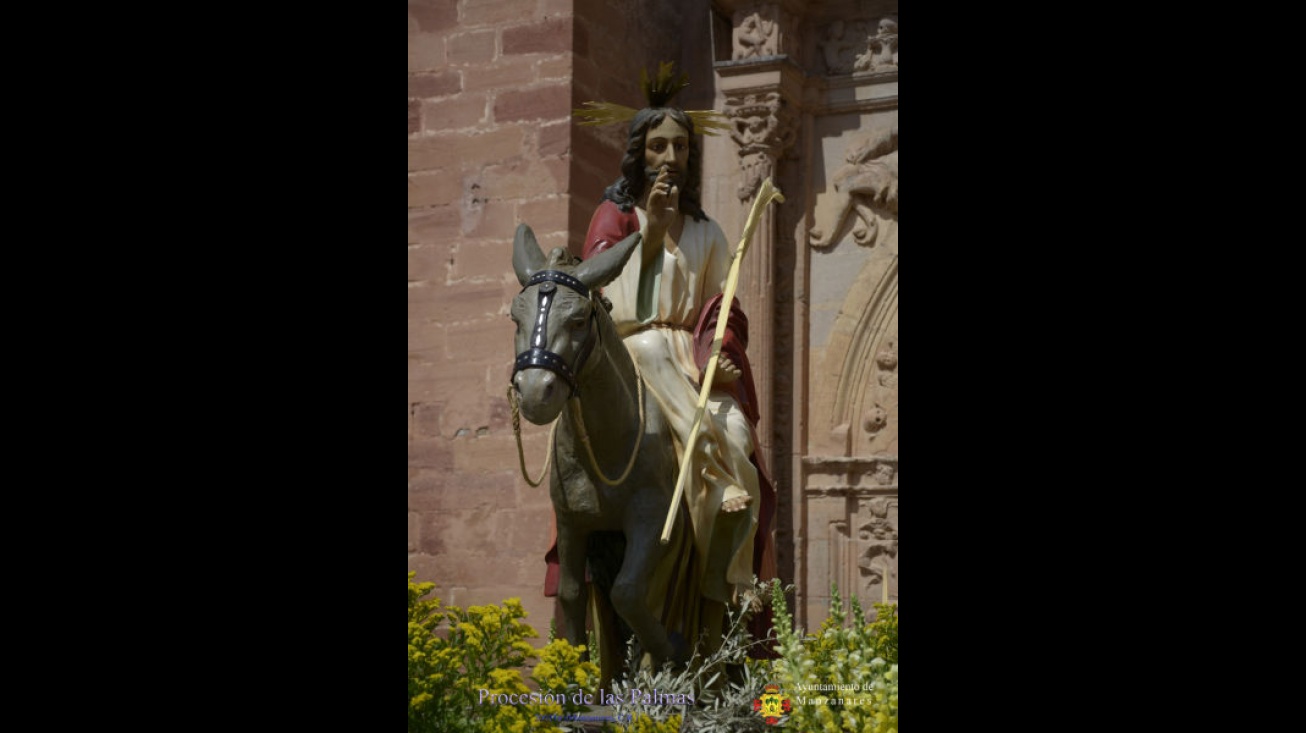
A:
[509, 223, 642, 424]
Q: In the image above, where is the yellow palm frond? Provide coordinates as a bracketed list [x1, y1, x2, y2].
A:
[571, 101, 639, 127]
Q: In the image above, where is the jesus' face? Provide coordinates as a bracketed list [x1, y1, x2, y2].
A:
[643, 116, 690, 188]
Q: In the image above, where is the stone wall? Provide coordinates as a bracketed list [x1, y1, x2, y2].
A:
[408, 0, 578, 627]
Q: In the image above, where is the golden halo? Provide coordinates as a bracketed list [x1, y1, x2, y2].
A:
[571, 61, 728, 136]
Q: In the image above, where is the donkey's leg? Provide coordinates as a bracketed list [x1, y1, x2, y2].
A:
[555, 527, 590, 652]
[609, 525, 678, 667]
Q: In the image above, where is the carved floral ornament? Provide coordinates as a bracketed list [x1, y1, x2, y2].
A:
[724, 91, 796, 200]
[819, 16, 898, 75]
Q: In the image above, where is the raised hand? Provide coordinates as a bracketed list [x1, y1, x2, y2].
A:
[646, 165, 680, 237]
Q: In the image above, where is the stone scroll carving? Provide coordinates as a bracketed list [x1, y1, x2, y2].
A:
[809, 123, 898, 249]
[819, 17, 898, 75]
[725, 91, 796, 200]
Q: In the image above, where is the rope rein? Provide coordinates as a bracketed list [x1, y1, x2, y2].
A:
[571, 357, 645, 486]
[509, 357, 646, 488]
[508, 383, 558, 487]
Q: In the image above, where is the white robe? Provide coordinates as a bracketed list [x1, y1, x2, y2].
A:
[603, 208, 761, 599]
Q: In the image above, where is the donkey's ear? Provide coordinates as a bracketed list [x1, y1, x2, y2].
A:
[574, 232, 642, 290]
[512, 223, 546, 286]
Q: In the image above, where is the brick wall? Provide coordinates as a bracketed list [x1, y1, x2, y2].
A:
[408, 0, 577, 628]
[408, 0, 708, 630]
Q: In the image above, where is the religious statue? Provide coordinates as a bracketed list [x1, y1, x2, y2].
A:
[543, 62, 778, 679]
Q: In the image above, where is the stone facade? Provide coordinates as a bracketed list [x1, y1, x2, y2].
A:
[408, 0, 580, 629]
[408, 0, 898, 632]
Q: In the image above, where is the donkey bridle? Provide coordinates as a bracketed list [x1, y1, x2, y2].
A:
[512, 270, 598, 398]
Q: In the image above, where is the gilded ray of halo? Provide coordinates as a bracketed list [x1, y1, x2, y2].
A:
[571, 60, 729, 136]
[686, 110, 729, 135]
[571, 100, 639, 128]
[571, 102, 727, 137]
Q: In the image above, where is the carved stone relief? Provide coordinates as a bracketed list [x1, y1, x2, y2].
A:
[855, 17, 898, 73]
[710, 0, 901, 626]
[803, 456, 897, 495]
[861, 321, 898, 454]
[733, 8, 778, 59]
[830, 496, 897, 606]
[801, 453, 896, 622]
[808, 239, 897, 458]
[724, 91, 796, 200]
[819, 20, 865, 75]
[843, 266, 897, 457]
[871, 461, 896, 486]
[819, 16, 898, 75]
[728, 3, 801, 63]
[876, 338, 898, 389]
[809, 122, 897, 249]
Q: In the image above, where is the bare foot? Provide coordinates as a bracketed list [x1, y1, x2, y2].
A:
[721, 485, 751, 513]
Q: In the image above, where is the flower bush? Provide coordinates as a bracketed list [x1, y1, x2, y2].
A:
[769, 580, 898, 732]
[410, 573, 897, 732]
[407, 572, 600, 732]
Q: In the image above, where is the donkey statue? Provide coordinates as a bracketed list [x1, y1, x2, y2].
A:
[508, 223, 689, 683]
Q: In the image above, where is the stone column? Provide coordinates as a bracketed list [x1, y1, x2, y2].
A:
[714, 0, 806, 595]
[722, 88, 797, 476]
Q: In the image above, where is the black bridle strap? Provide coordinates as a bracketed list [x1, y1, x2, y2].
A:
[525, 270, 589, 300]
[512, 270, 597, 398]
